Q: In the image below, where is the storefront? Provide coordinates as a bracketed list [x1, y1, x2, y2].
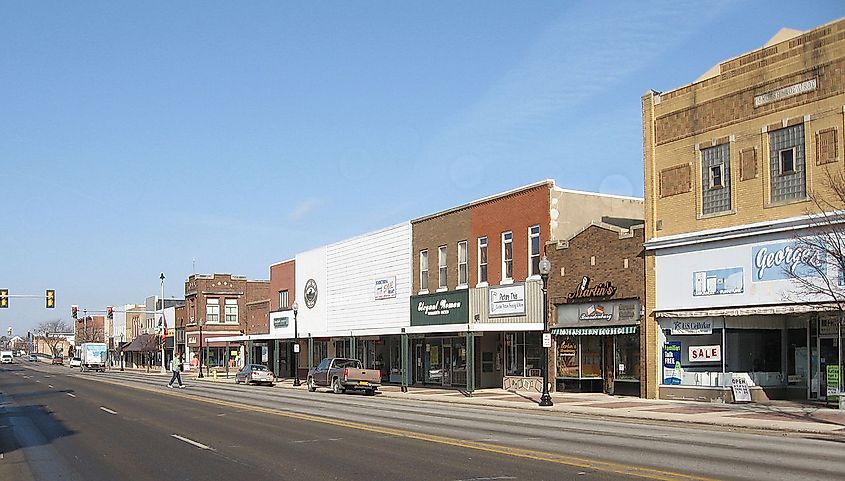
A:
[652, 228, 844, 401]
[409, 290, 472, 388]
[552, 298, 641, 395]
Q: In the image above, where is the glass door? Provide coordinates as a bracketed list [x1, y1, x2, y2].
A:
[442, 344, 452, 387]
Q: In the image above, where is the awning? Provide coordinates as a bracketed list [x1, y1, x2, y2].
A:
[655, 303, 840, 318]
[552, 325, 638, 336]
[120, 334, 159, 352]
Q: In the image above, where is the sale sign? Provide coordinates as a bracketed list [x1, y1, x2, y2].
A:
[689, 345, 721, 362]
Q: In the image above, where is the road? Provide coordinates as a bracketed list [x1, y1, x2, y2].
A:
[1, 362, 844, 481]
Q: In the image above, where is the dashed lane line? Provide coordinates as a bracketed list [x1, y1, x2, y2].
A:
[171, 434, 214, 451]
[100, 407, 117, 415]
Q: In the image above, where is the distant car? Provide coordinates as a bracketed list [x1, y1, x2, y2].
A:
[69, 357, 82, 368]
[235, 364, 275, 386]
[0, 352, 13, 364]
[29, 354, 38, 362]
[52, 356, 64, 365]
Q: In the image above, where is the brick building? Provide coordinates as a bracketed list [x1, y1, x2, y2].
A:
[410, 180, 643, 391]
[642, 18, 845, 401]
[547, 223, 645, 396]
[183, 273, 269, 371]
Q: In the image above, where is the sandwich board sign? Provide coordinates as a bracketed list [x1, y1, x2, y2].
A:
[731, 375, 752, 403]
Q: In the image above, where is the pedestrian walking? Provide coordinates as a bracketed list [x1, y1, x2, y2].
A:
[167, 352, 185, 388]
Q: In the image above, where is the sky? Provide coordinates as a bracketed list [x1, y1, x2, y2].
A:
[1, 1, 842, 336]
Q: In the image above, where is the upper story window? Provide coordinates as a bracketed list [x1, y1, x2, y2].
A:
[438, 245, 448, 289]
[769, 124, 806, 203]
[502, 231, 513, 282]
[528, 225, 541, 276]
[701, 143, 731, 215]
[478, 236, 488, 284]
[419, 250, 429, 291]
[457, 240, 468, 287]
[224, 299, 238, 323]
[279, 290, 289, 309]
[206, 298, 219, 323]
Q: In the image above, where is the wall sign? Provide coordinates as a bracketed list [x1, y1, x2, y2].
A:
[273, 316, 289, 328]
[579, 304, 612, 321]
[689, 345, 721, 362]
[693, 267, 743, 296]
[754, 78, 817, 107]
[671, 319, 713, 335]
[304, 279, 318, 308]
[374, 276, 396, 300]
[566, 277, 617, 302]
[410, 291, 469, 326]
[489, 284, 526, 317]
[751, 241, 823, 282]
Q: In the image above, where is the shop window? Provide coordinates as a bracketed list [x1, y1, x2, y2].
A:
[505, 332, 541, 377]
[615, 334, 640, 380]
[557, 336, 579, 377]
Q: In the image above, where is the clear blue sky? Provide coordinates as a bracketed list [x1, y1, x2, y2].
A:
[2, 1, 842, 336]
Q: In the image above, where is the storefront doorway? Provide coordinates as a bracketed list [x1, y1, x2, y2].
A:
[811, 318, 842, 401]
[411, 337, 467, 387]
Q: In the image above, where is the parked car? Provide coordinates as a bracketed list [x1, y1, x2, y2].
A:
[52, 356, 64, 365]
[69, 357, 82, 368]
[0, 351, 13, 364]
[235, 364, 275, 386]
[28, 354, 38, 362]
[307, 357, 380, 395]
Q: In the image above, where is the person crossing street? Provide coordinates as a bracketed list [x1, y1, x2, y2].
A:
[167, 352, 185, 388]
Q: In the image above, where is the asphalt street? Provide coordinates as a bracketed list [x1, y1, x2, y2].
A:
[2, 362, 845, 481]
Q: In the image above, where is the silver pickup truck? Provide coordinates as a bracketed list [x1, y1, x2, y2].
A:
[306, 357, 380, 395]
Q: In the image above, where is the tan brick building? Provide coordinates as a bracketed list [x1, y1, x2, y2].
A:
[643, 18, 845, 401]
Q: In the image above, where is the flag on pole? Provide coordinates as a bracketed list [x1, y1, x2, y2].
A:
[160, 313, 167, 336]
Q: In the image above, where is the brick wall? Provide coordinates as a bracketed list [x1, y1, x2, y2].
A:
[269, 260, 295, 310]
[412, 208, 471, 293]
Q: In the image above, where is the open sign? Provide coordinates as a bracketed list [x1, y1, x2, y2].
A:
[689, 345, 721, 362]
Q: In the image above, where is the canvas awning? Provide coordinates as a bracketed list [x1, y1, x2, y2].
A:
[654, 303, 841, 318]
[551, 325, 638, 336]
[120, 334, 159, 352]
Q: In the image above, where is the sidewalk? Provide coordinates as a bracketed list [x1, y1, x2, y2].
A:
[138, 368, 845, 436]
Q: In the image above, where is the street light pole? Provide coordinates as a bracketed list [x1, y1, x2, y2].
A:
[538, 255, 554, 407]
[160, 273, 166, 373]
[292, 302, 300, 386]
[198, 320, 204, 378]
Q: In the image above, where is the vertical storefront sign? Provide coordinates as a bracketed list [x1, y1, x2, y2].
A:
[663, 341, 682, 385]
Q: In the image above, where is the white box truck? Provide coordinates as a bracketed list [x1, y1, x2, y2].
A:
[79, 343, 107, 372]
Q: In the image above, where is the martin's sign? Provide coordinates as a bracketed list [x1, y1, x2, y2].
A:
[410, 291, 469, 326]
[567, 277, 617, 302]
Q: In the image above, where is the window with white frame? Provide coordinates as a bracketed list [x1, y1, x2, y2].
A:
[279, 290, 289, 309]
[478, 236, 488, 284]
[528, 225, 540, 276]
[206, 298, 219, 323]
[438, 245, 447, 289]
[457, 240, 468, 286]
[224, 299, 238, 323]
[502, 231, 513, 281]
[419, 250, 429, 291]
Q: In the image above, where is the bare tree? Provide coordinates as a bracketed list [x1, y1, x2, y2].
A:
[786, 169, 845, 397]
[33, 320, 71, 357]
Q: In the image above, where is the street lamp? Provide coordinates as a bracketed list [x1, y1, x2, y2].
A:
[292, 302, 300, 386]
[160, 273, 166, 373]
[538, 255, 554, 407]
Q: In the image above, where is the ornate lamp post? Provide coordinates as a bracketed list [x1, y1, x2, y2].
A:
[292, 302, 300, 386]
[538, 255, 554, 407]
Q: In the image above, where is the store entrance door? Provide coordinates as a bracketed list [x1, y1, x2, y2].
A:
[442, 344, 452, 387]
[819, 337, 839, 400]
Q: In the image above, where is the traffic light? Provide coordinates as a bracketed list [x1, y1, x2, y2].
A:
[0, 289, 7, 308]
[46, 289, 55, 309]
[71, 304, 78, 319]
[107, 306, 114, 320]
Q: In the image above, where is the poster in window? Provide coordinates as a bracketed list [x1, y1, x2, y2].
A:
[662, 342, 682, 385]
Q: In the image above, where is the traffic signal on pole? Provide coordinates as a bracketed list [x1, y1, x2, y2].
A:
[0, 289, 7, 308]
[107, 306, 114, 320]
[72, 304, 78, 319]
[46, 289, 55, 309]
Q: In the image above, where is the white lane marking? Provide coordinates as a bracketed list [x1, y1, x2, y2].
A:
[48, 385, 54, 389]
[35, 380, 41, 383]
[454, 477, 517, 481]
[66, 393, 76, 398]
[171, 434, 214, 451]
[100, 407, 117, 415]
